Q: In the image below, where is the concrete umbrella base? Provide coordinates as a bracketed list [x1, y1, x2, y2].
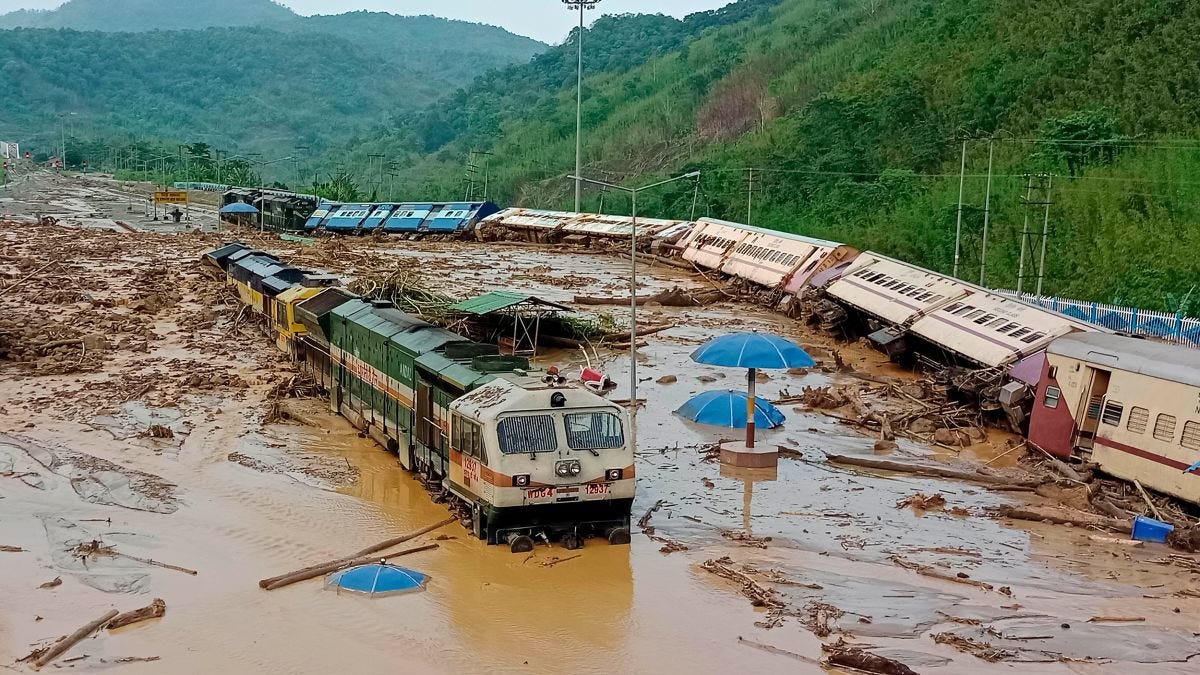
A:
[719, 441, 779, 469]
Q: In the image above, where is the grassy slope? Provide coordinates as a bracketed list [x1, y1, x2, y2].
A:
[371, 0, 1200, 311]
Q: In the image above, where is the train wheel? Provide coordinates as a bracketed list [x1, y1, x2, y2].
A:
[561, 532, 583, 550]
[606, 527, 631, 546]
[507, 533, 535, 553]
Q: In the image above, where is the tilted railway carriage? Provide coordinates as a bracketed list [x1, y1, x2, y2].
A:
[1029, 333, 1200, 504]
[204, 244, 634, 551]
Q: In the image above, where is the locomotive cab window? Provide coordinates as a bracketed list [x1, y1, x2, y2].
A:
[453, 414, 486, 461]
[1043, 386, 1061, 409]
[497, 414, 557, 454]
[564, 412, 625, 451]
[1101, 401, 1123, 426]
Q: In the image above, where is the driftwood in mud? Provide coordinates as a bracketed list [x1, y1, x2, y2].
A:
[824, 646, 919, 675]
[825, 454, 1044, 488]
[32, 608, 119, 668]
[106, 599, 166, 630]
[892, 556, 995, 592]
[1, 544, 25, 552]
[73, 540, 197, 575]
[259, 516, 455, 590]
[262, 543, 438, 591]
[574, 288, 725, 307]
[995, 504, 1132, 534]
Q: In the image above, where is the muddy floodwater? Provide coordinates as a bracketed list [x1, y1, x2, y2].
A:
[2, 172, 1199, 673]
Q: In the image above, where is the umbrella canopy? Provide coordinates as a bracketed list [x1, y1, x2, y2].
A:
[325, 563, 429, 597]
[220, 202, 259, 214]
[690, 332, 815, 369]
[675, 390, 786, 429]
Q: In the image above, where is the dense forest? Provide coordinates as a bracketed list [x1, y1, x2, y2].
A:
[0, 1, 544, 155]
[328, 0, 1200, 312]
[0, 0, 294, 31]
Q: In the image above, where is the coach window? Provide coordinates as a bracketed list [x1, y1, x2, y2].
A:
[1127, 407, 1150, 434]
[1182, 422, 1200, 450]
[1043, 386, 1061, 409]
[1153, 414, 1177, 442]
[1101, 401, 1124, 426]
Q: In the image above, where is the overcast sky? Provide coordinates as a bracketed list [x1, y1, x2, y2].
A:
[3, 1, 736, 42]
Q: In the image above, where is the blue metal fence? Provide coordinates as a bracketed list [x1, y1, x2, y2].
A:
[995, 290, 1200, 349]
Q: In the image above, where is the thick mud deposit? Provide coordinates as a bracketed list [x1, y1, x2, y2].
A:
[1, 171, 1198, 673]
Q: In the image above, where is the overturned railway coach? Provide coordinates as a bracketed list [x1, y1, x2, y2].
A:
[1029, 333, 1200, 504]
[203, 243, 635, 551]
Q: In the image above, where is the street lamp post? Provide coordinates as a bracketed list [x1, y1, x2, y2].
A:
[563, 0, 600, 213]
[567, 171, 700, 453]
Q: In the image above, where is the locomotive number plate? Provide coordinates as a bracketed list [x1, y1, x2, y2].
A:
[586, 483, 611, 495]
[526, 487, 554, 499]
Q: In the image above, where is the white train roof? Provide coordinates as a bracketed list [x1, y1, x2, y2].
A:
[451, 376, 623, 424]
[831, 251, 1103, 367]
[692, 217, 845, 249]
[1049, 333, 1200, 388]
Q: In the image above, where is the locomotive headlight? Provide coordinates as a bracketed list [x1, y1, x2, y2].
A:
[606, 468, 623, 481]
[556, 460, 581, 478]
[512, 474, 530, 487]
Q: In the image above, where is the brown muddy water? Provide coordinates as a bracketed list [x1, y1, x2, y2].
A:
[2, 231, 1199, 673]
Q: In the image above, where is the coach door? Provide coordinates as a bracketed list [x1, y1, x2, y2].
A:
[416, 380, 436, 449]
[1074, 368, 1111, 450]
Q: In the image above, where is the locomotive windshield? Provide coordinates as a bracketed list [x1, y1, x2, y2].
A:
[565, 411, 625, 450]
[497, 414, 557, 454]
[495, 410, 626, 454]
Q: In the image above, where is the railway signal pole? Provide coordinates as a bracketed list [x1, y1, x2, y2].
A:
[564, 0, 601, 213]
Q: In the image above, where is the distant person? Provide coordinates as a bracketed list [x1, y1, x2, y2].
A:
[170, 207, 183, 223]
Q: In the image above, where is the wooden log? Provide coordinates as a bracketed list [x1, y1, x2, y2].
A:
[825, 648, 919, 675]
[258, 516, 454, 589]
[106, 599, 166, 630]
[825, 453, 1044, 488]
[573, 288, 724, 307]
[262, 543, 438, 591]
[996, 505, 1132, 534]
[1091, 495, 1130, 521]
[33, 609, 119, 668]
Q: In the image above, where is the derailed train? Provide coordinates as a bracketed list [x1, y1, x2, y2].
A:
[203, 243, 634, 552]
[213, 200, 1199, 504]
[477, 208, 1200, 504]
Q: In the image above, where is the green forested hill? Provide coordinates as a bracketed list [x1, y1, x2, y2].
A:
[0, 3, 544, 156]
[350, 0, 1200, 311]
[0, 0, 295, 31]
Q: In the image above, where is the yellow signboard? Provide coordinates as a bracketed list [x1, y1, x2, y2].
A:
[154, 190, 188, 204]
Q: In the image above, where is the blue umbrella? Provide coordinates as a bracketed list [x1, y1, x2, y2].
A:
[690, 332, 814, 449]
[675, 390, 786, 429]
[690, 332, 815, 369]
[325, 563, 429, 597]
[220, 202, 259, 214]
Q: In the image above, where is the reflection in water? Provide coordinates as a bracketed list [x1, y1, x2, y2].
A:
[318, 419, 635, 668]
[720, 464, 778, 535]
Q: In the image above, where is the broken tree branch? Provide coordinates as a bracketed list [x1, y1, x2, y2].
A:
[258, 515, 455, 589]
[262, 543, 438, 591]
[33, 609, 119, 669]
